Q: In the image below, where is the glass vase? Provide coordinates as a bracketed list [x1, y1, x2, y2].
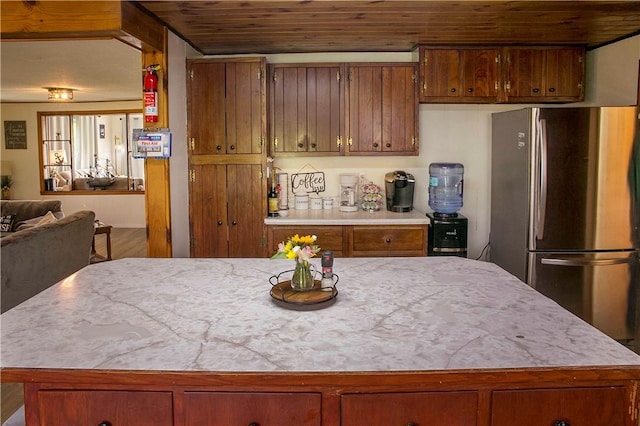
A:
[291, 260, 315, 291]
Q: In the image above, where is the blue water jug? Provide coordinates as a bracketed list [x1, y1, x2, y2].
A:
[428, 163, 464, 214]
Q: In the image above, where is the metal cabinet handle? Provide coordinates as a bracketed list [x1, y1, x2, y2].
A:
[248, 423, 259, 426]
[541, 257, 632, 266]
[450, 87, 457, 93]
[385, 143, 391, 148]
[230, 145, 235, 150]
[217, 220, 223, 226]
[549, 87, 556, 93]
[97, 422, 112, 426]
[533, 87, 540, 93]
[216, 145, 222, 151]
[232, 220, 238, 226]
[385, 238, 392, 244]
[467, 87, 473, 93]
[554, 420, 570, 426]
[298, 143, 304, 148]
[373, 143, 379, 148]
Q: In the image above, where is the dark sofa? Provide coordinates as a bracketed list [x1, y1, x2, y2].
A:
[1, 200, 95, 313]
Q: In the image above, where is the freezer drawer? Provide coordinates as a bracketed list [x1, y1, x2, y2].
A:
[528, 251, 639, 341]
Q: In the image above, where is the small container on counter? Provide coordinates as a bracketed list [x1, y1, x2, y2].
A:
[310, 196, 323, 210]
[294, 194, 309, 210]
[323, 197, 333, 209]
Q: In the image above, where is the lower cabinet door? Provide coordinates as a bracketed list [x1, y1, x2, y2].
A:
[341, 391, 478, 426]
[37, 390, 173, 426]
[491, 387, 626, 426]
[184, 392, 321, 425]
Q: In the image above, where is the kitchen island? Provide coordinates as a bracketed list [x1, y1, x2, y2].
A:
[2, 257, 639, 425]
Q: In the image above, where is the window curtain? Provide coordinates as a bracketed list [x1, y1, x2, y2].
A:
[73, 115, 97, 175]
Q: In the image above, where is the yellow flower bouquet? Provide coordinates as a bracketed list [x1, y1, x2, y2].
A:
[271, 234, 320, 290]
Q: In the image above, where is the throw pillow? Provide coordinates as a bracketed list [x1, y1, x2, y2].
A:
[14, 211, 58, 231]
[0, 214, 15, 232]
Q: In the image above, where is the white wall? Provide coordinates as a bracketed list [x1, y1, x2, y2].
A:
[0, 101, 146, 227]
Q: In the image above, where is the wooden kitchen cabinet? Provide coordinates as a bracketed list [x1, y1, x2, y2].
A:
[503, 46, 584, 102]
[349, 225, 427, 256]
[37, 390, 173, 426]
[190, 163, 267, 257]
[183, 392, 321, 425]
[346, 63, 418, 155]
[419, 47, 500, 103]
[418, 45, 584, 103]
[188, 58, 265, 155]
[188, 57, 268, 258]
[267, 224, 427, 257]
[491, 386, 626, 426]
[341, 391, 478, 426]
[269, 225, 345, 256]
[269, 63, 344, 155]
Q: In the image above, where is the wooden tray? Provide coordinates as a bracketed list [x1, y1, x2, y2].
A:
[269, 277, 338, 311]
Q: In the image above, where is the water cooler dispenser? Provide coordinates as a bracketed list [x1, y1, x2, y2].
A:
[427, 163, 468, 258]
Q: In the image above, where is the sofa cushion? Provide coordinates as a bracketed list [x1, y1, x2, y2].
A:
[0, 214, 15, 232]
[14, 211, 58, 232]
[0, 200, 63, 225]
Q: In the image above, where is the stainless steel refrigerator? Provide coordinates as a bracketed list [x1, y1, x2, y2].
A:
[490, 107, 640, 343]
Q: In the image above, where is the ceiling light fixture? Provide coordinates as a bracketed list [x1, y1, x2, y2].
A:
[47, 88, 74, 101]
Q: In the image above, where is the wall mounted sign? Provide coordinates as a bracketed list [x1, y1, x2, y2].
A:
[291, 171, 326, 194]
[4, 121, 27, 149]
[132, 128, 172, 158]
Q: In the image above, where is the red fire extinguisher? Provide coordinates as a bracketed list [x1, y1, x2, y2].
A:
[144, 64, 159, 123]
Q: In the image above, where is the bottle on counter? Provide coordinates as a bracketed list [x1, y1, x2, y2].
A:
[321, 250, 334, 287]
[268, 180, 279, 217]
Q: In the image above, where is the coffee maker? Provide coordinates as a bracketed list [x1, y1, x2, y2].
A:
[339, 173, 359, 212]
[384, 171, 415, 212]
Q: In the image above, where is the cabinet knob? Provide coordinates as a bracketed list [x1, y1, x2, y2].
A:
[548, 87, 556, 93]
[467, 88, 473, 93]
[554, 421, 570, 426]
[373, 143, 379, 148]
[97, 422, 112, 426]
[533, 88, 540, 93]
[248, 423, 259, 426]
[450, 87, 457, 93]
[230, 145, 235, 150]
[216, 145, 222, 151]
[298, 143, 304, 148]
[406, 423, 417, 426]
[217, 220, 223, 226]
[385, 238, 392, 244]
[311, 143, 316, 148]
[232, 220, 237, 226]
[386, 143, 391, 148]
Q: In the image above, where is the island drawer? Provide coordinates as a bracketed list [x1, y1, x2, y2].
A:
[37, 390, 173, 426]
[491, 386, 626, 425]
[183, 391, 321, 425]
[268, 225, 345, 256]
[349, 225, 427, 256]
[341, 391, 478, 425]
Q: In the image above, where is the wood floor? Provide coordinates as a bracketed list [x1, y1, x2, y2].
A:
[1, 228, 147, 424]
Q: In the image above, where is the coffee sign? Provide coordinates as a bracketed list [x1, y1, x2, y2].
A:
[291, 171, 325, 194]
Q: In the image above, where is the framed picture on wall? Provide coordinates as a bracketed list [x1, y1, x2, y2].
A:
[4, 121, 27, 149]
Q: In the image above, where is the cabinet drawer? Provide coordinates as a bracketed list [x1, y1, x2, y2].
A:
[342, 391, 478, 425]
[184, 391, 321, 425]
[37, 390, 173, 426]
[491, 387, 626, 426]
[351, 225, 426, 256]
[269, 225, 344, 256]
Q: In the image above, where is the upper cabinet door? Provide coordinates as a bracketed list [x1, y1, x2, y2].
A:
[188, 58, 265, 155]
[188, 62, 226, 155]
[269, 63, 344, 155]
[419, 48, 462, 100]
[347, 63, 418, 156]
[461, 48, 500, 101]
[504, 47, 584, 102]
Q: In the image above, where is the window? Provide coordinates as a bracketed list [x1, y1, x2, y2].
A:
[39, 110, 145, 193]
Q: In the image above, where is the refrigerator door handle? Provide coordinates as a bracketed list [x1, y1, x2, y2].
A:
[541, 257, 634, 267]
[536, 118, 548, 240]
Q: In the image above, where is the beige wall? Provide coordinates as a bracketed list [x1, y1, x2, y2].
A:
[0, 101, 146, 227]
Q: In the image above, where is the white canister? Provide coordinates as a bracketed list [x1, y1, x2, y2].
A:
[323, 197, 333, 209]
[310, 196, 323, 210]
[294, 194, 309, 210]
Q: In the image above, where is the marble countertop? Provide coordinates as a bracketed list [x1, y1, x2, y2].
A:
[1, 257, 639, 373]
[264, 208, 430, 225]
